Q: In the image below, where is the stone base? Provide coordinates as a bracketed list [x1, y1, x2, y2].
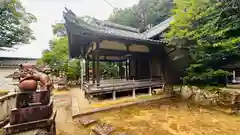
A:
[16, 90, 50, 108]
[3, 110, 56, 135]
[10, 101, 53, 125]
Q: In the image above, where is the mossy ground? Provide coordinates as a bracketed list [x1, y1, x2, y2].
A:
[90, 95, 159, 108]
[87, 99, 240, 135]
[0, 90, 8, 96]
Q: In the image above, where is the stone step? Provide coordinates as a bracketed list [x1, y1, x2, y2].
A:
[78, 116, 97, 126]
[71, 97, 80, 116]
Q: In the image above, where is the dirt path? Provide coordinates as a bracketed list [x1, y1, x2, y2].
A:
[53, 92, 88, 135]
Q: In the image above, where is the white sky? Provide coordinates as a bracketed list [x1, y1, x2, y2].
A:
[0, 0, 139, 58]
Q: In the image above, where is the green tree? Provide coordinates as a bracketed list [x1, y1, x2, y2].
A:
[0, 0, 37, 50]
[108, 0, 173, 29]
[52, 22, 66, 37]
[165, 0, 240, 86]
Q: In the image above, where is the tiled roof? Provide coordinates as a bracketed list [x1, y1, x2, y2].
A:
[63, 8, 162, 44]
[63, 8, 173, 43]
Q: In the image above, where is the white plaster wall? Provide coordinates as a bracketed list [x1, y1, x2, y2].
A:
[0, 68, 16, 91]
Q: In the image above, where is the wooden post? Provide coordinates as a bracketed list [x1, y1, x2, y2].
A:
[80, 58, 84, 90]
[85, 59, 89, 82]
[149, 59, 152, 80]
[233, 70, 236, 83]
[96, 52, 100, 86]
[132, 89, 136, 98]
[87, 58, 90, 81]
[112, 91, 116, 100]
[119, 62, 123, 79]
[125, 59, 128, 80]
[96, 42, 100, 86]
[128, 58, 131, 79]
[148, 86, 152, 96]
[92, 55, 95, 84]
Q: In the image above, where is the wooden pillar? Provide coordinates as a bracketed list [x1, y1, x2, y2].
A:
[118, 62, 121, 78]
[148, 86, 152, 96]
[119, 62, 123, 79]
[96, 52, 100, 86]
[128, 58, 131, 79]
[96, 42, 100, 86]
[85, 59, 89, 82]
[80, 58, 84, 90]
[132, 88, 136, 98]
[125, 59, 128, 80]
[233, 70, 236, 83]
[112, 91, 116, 100]
[149, 59, 152, 80]
[92, 55, 95, 84]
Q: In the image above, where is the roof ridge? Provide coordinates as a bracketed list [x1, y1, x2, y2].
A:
[64, 7, 139, 33]
[142, 17, 174, 35]
[101, 20, 139, 33]
[142, 17, 174, 39]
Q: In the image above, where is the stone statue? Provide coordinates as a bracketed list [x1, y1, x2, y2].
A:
[18, 63, 53, 91]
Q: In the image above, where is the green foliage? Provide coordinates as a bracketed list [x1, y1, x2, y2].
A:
[38, 18, 82, 81]
[101, 62, 118, 78]
[0, 0, 37, 50]
[165, 0, 240, 86]
[40, 37, 68, 74]
[108, 7, 140, 28]
[108, 0, 173, 29]
[52, 23, 66, 37]
[67, 59, 81, 81]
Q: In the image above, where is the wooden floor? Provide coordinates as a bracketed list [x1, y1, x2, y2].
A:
[83, 79, 163, 95]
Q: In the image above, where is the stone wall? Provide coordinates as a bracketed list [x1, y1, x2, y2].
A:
[171, 86, 240, 111]
[0, 93, 17, 126]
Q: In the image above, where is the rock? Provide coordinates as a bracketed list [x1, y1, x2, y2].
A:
[181, 86, 193, 100]
[92, 123, 115, 135]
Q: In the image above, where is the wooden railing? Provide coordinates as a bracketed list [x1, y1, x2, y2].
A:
[84, 79, 163, 94]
